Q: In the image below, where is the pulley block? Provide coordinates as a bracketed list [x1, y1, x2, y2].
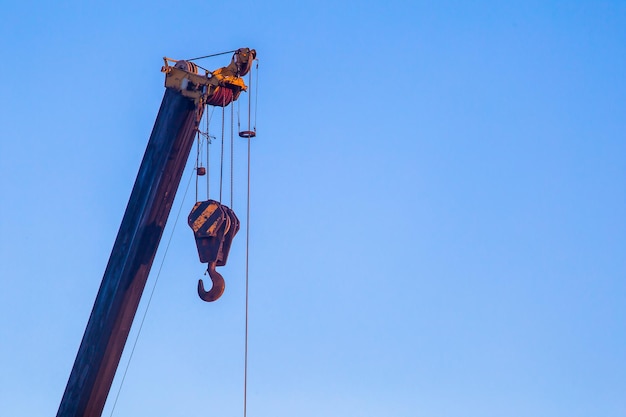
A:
[188, 200, 229, 264]
[188, 200, 240, 302]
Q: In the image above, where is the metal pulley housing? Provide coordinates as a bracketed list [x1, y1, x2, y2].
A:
[188, 200, 240, 302]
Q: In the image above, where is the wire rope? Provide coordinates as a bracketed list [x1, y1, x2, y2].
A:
[187, 50, 236, 62]
[243, 119, 251, 417]
[230, 102, 235, 208]
[253, 60, 259, 132]
[206, 105, 211, 200]
[195, 130, 200, 202]
[237, 97, 241, 135]
[219, 95, 225, 203]
[242, 60, 256, 417]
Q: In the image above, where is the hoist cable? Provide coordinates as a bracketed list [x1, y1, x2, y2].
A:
[219, 95, 225, 202]
[186, 50, 237, 74]
[187, 50, 237, 62]
[108, 160, 196, 417]
[206, 105, 211, 200]
[253, 60, 259, 132]
[230, 102, 234, 208]
[243, 127, 251, 417]
[195, 130, 200, 202]
[237, 98, 241, 135]
[242, 59, 257, 417]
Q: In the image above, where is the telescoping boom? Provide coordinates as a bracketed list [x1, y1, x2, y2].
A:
[57, 48, 256, 417]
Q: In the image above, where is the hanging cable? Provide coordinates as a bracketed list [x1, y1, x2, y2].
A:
[187, 50, 237, 62]
[219, 95, 226, 202]
[242, 59, 257, 417]
[206, 105, 211, 200]
[231, 101, 235, 208]
[237, 97, 241, 136]
[249, 66, 254, 134]
[253, 60, 259, 133]
[195, 130, 200, 202]
[243, 120, 251, 417]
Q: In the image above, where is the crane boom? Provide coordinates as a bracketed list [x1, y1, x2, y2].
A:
[56, 49, 255, 417]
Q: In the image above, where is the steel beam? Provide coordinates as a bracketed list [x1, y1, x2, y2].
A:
[57, 88, 202, 417]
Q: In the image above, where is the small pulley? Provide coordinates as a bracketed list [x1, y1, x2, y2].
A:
[188, 200, 240, 302]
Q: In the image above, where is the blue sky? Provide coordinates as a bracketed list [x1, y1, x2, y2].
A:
[1, 1, 625, 416]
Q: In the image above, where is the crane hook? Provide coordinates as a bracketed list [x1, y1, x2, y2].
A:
[197, 262, 225, 302]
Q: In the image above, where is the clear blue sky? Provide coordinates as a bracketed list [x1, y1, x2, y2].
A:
[1, 1, 625, 416]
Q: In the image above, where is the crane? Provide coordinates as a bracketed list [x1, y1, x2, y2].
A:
[56, 48, 256, 417]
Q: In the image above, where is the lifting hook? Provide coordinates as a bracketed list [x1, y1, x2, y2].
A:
[197, 262, 225, 302]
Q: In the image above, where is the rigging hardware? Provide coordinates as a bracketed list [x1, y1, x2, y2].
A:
[188, 200, 240, 302]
